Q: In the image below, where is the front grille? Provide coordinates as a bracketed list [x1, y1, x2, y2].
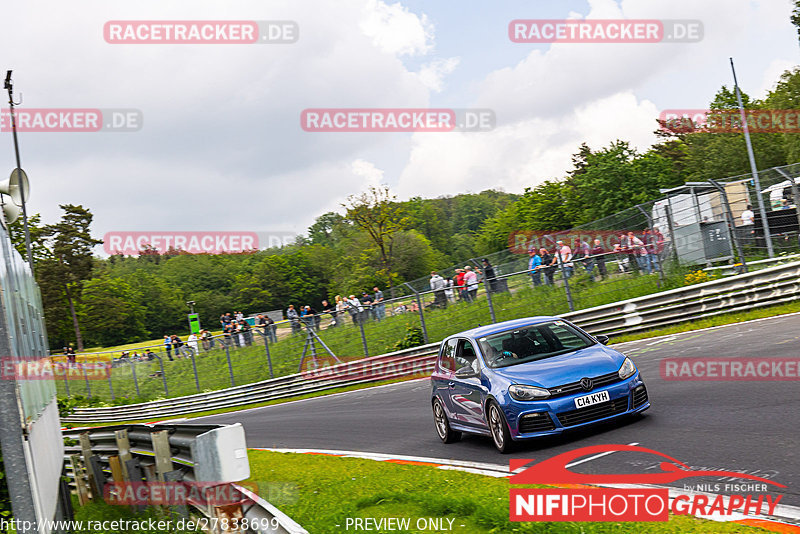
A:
[632, 385, 648, 408]
[519, 412, 556, 433]
[548, 371, 621, 398]
[557, 397, 629, 427]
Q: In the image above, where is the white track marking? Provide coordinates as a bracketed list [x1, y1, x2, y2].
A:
[565, 442, 639, 468]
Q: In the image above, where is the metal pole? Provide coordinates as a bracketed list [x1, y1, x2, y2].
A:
[403, 282, 429, 344]
[357, 314, 370, 357]
[665, 197, 680, 266]
[261, 330, 274, 378]
[636, 205, 665, 287]
[156, 356, 168, 396]
[731, 58, 774, 258]
[556, 249, 575, 312]
[471, 257, 497, 324]
[129, 359, 140, 398]
[4, 72, 34, 273]
[223, 344, 235, 387]
[106, 367, 115, 401]
[708, 179, 748, 273]
[189, 348, 200, 392]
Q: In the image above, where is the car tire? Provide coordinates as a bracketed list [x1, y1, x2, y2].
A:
[487, 401, 516, 453]
[432, 398, 461, 443]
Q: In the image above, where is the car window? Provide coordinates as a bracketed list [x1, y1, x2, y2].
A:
[439, 338, 458, 372]
[455, 339, 479, 372]
[478, 321, 593, 368]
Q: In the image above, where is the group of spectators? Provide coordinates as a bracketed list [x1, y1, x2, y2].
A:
[162, 333, 198, 361]
[527, 230, 665, 286]
[428, 260, 499, 308]
[284, 287, 387, 333]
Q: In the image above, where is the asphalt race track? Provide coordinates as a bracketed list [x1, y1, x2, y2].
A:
[197, 314, 800, 509]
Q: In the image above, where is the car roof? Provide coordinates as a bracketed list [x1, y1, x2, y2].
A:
[446, 316, 562, 341]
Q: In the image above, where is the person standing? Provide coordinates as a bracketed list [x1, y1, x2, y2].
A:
[627, 231, 649, 274]
[481, 259, 497, 292]
[463, 266, 479, 302]
[164, 335, 174, 361]
[539, 248, 555, 285]
[373, 287, 386, 320]
[334, 295, 346, 327]
[187, 332, 199, 355]
[287, 305, 300, 334]
[528, 249, 542, 287]
[454, 269, 466, 301]
[444, 277, 455, 302]
[201, 329, 213, 350]
[552, 240, 574, 279]
[430, 271, 447, 308]
[346, 295, 362, 325]
[591, 239, 608, 280]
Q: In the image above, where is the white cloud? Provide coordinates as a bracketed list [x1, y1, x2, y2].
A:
[359, 0, 434, 56]
[417, 57, 460, 92]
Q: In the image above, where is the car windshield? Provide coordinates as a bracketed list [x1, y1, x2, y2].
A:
[477, 321, 594, 368]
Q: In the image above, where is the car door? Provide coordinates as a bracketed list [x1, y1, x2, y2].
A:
[432, 338, 459, 415]
[449, 338, 489, 429]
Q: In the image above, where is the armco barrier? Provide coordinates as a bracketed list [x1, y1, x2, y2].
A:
[63, 260, 800, 423]
[63, 423, 308, 534]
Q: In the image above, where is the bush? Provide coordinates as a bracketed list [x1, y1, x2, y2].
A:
[387, 325, 425, 352]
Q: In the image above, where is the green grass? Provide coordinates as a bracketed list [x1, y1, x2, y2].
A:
[245, 450, 767, 534]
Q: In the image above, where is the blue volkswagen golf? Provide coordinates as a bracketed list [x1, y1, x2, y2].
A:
[430, 317, 649, 452]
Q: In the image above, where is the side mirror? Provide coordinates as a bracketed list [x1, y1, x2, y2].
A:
[455, 365, 478, 379]
[596, 334, 610, 345]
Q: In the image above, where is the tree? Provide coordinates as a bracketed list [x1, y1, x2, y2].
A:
[39, 205, 102, 351]
[7, 213, 50, 264]
[79, 275, 148, 346]
[343, 185, 407, 286]
[792, 0, 800, 43]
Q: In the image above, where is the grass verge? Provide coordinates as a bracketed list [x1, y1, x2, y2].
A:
[246, 450, 766, 534]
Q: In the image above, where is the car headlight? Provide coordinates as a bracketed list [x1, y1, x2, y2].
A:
[618, 357, 637, 380]
[509, 384, 550, 401]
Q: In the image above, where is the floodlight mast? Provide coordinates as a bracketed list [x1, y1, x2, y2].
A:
[4, 70, 35, 273]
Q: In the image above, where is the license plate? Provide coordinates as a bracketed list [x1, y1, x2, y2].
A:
[574, 390, 610, 409]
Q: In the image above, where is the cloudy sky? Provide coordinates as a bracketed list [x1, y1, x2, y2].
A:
[0, 0, 797, 251]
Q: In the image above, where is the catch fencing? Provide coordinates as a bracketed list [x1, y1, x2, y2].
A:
[62, 423, 307, 534]
[62, 259, 800, 423]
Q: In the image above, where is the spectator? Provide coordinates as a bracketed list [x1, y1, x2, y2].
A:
[231, 323, 241, 347]
[591, 239, 608, 280]
[539, 248, 555, 285]
[335, 295, 347, 327]
[171, 335, 184, 357]
[241, 320, 252, 345]
[373, 287, 386, 320]
[552, 240, 574, 279]
[430, 272, 447, 308]
[481, 259, 497, 292]
[222, 322, 233, 346]
[463, 266, 479, 302]
[287, 305, 301, 334]
[220, 312, 233, 328]
[627, 231, 649, 274]
[187, 332, 199, 354]
[643, 229, 661, 274]
[528, 249, 542, 286]
[346, 295, 362, 325]
[164, 335, 173, 361]
[444, 277, 455, 302]
[361, 292, 374, 322]
[321, 300, 335, 328]
[145, 349, 156, 361]
[578, 240, 594, 278]
[741, 204, 755, 226]
[454, 269, 466, 301]
[235, 311, 244, 322]
[201, 329, 213, 350]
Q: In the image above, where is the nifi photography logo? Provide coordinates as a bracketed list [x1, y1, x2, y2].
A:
[509, 444, 784, 522]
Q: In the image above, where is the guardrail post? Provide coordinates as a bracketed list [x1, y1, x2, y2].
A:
[258, 329, 274, 379]
[128, 359, 140, 398]
[151, 430, 173, 482]
[481, 270, 497, 324]
[79, 433, 100, 501]
[114, 429, 132, 481]
[403, 282, 429, 344]
[83, 363, 92, 398]
[224, 344, 236, 387]
[189, 349, 201, 392]
[69, 455, 89, 505]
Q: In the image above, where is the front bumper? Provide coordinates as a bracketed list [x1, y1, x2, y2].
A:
[504, 374, 649, 439]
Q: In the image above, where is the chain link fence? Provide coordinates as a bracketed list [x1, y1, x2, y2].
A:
[56, 163, 800, 404]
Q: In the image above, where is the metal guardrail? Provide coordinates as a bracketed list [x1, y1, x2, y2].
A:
[62, 344, 439, 424]
[62, 423, 308, 534]
[63, 260, 800, 423]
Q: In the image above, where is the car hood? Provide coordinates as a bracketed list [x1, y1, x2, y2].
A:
[489, 345, 626, 388]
